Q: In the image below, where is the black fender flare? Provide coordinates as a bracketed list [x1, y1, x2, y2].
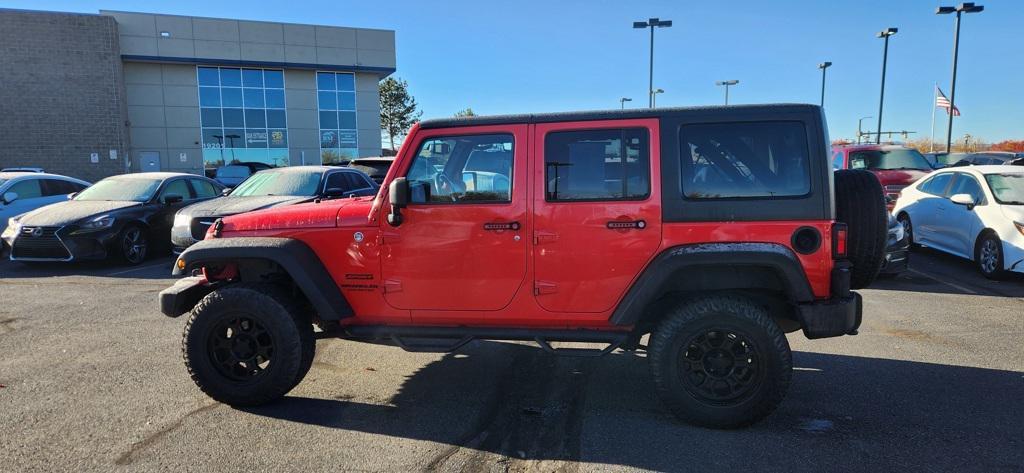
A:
[610, 242, 815, 326]
[173, 237, 353, 320]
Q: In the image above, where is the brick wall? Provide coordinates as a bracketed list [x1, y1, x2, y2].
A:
[0, 9, 130, 183]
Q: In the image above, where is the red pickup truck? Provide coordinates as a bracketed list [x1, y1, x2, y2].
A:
[831, 144, 933, 207]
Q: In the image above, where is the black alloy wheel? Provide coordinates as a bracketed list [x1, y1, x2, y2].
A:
[120, 226, 148, 264]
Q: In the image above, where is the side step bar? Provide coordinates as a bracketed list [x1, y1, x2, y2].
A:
[318, 325, 631, 357]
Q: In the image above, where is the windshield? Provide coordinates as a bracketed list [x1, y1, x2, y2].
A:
[74, 178, 161, 202]
[849, 149, 932, 171]
[984, 173, 1024, 205]
[229, 171, 323, 197]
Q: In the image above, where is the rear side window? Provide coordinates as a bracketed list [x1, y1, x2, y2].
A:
[190, 179, 219, 198]
[679, 121, 810, 199]
[544, 128, 650, 201]
[41, 179, 80, 196]
[919, 173, 953, 196]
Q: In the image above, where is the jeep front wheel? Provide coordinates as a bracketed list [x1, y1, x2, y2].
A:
[182, 283, 314, 406]
[648, 296, 792, 429]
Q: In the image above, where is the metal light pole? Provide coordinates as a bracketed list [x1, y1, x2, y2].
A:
[716, 80, 739, 105]
[876, 28, 897, 144]
[857, 116, 873, 144]
[652, 88, 664, 107]
[619, 97, 633, 109]
[818, 62, 832, 107]
[937, 3, 984, 153]
[633, 18, 672, 108]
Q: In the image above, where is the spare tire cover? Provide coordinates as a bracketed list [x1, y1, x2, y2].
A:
[834, 169, 887, 289]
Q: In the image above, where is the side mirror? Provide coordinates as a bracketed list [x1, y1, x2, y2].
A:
[2, 191, 18, 205]
[162, 194, 184, 205]
[324, 187, 346, 199]
[221, 187, 232, 196]
[387, 177, 409, 226]
[949, 193, 975, 209]
[68, 192, 78, 200]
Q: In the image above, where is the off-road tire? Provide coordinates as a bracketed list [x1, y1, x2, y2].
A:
[835, 169, 887, 289]
[648, 296, 792, 429]
[182, 283, 315, 406]
[975, 232, 1006, 280]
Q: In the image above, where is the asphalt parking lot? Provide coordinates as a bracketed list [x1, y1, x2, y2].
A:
[0, 250, 1022, 472]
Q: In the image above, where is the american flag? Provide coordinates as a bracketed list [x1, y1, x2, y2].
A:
[936, 87, 960, 116]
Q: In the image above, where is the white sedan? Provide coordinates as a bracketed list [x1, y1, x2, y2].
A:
[892, 165, 1024, 279]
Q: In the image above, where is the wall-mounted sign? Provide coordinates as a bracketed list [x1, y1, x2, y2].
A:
[339, 130, 357, 147]
[109, 149, 117, 160]
[179, 152, 188, 163]
[90, 153, 99, 164]
[245, 131, 268, 148]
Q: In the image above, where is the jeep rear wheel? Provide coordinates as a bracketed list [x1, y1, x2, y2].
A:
[182, 283, 314, 406]
[648, 296, 792, 429]
[835, 169, 887, 289]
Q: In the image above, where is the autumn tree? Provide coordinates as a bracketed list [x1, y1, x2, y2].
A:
[379, 77, 422, 152]
[990, 140, 1024, 152]
[454, 107, 477, 117]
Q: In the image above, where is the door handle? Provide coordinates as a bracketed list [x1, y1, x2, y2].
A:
[483, 221, 520, 231]
[606, 220, 647, 230]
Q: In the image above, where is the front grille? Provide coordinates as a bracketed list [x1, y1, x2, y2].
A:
[884, 184, 907, 193]
[11, 226, 71, 260]
[190, 217, 218, 241]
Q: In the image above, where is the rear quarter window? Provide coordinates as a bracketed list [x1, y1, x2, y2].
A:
[678, 121, 810, 199]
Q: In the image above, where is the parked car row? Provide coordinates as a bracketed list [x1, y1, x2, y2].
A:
[2, 165, 380, 265]
[925, 151, 1024, 169]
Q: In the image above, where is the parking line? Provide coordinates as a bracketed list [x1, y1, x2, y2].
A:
[907, 268, 980, 295]
[105, 261, 172, 277]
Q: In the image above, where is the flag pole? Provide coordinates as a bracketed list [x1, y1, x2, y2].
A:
[930, 83, 937, 153]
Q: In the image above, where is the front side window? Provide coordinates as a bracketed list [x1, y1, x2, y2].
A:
[317, 72, 358, 165]
[190, 179, 219, 199]
[198, 67, 288, 173]
[679, 121, 810, 199]
[161, 180, 193, 200]
[325, 172, 372, 193]
[406, 134, 513, 203]
[918, 173, 954, 196]
[544, 128, 650, 201]
[7, 179, 43, 199]
[984, 173, 1024, 205]
[948, 173, 985, 203]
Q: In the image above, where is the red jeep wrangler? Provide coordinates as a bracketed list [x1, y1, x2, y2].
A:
[160, 104, 885, 428]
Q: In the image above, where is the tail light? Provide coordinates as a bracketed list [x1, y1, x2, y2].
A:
[833, 223, 848, 258]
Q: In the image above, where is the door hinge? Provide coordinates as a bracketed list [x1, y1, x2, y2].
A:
[534, 231, 558, 245]
[534, 280, 557, 295]
[383, 279, 402, 293]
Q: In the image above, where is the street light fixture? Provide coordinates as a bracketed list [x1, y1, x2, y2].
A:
[817, 61, 832, 108]
[633, 18, 672, 108]
[937, 2, 984, 152]
[875, 27, 897, 144]
[715, 80, 739, 105]
[652, 88, 664, 107]
[619, 97, 633, 109]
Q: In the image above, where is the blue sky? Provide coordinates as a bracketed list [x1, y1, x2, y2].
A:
[11, 0, 1023, 142]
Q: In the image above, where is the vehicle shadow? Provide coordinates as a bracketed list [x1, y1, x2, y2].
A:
[870, 247, 1024, 298]
[0, 256, 176, 280]
[242, 342, 1023, 472]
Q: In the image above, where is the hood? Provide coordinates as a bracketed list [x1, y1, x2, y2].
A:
[17, 200, 141, 226]
[180, 195, 313, 217]
[999, 204, 1024, 223]
[872, 169, 929, 186]
[220, 197, 374, 233]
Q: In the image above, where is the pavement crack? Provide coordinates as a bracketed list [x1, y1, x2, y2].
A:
[114, 403, 220, 466]
[0, 317, 20, 335]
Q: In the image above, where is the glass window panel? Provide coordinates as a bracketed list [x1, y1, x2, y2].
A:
[242, 69, 263, 87]
[202, 128, 225, 148]
[266, 109, 287, 128]
[339, 111, 357, 130]
[336, 73, 355, 91]
[321, 130, 340, 149]
[269, 129, 288, 148]
[222, 129, 246, 148]
[200, 108, 222, 127]
[243, 88, 265, 108]
[244, 109, 266, 128]
[245, 129, 268, 148]
[268, 148, 289, 167]
[317, 72, 336, 91]
[319, 111, 338, 129]
[220, 68, 242, 87]
[199, 87, 220, 107]
[337, 148, 358, 161]
[318, 91, 336, 110]
[264, 70, 284, 88]
[322, 149, 343, 165]
[230, 148, 270, 165]
[264, 89, 285, 109]
[338, 92, 356, 110]
[198, 67, 220, 86]
[203, 149, 226, 171]
[221, 87, 243, 107]
[222, 108, 244, 128]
